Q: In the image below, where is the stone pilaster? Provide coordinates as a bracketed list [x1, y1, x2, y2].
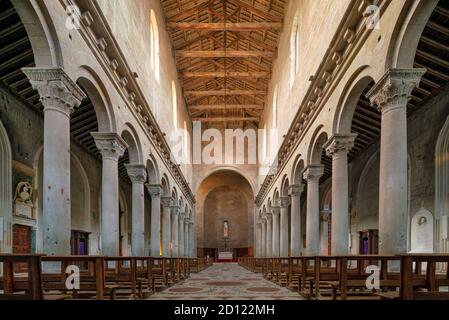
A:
[171, 205, 180, 257]
[280, 197, 290, 257]
[271, 206, 280, 257]
[367, 68, 426, 254]
[266, 213, 273, 257]
[23, 68, 86, 256]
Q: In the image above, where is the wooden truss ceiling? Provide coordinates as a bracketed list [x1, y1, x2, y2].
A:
[161, 0, 287, 128]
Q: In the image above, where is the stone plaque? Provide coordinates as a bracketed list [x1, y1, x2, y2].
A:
[13, 181, 35, 220]
[411, 207, 434, 253]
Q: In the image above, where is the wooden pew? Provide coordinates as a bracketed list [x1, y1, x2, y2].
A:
[40, 256, 122, 300]
[104, 257, 140, 299]
[287, 257, 301, 290]
[149, 257, 168, 291]
[273, 258, 290, 286]
[0, 254, 70, 300]
[400, 254, 449, 300]
[298, 256, 316, 298]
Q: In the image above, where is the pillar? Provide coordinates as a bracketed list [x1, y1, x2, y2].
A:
[320, 211, 330, 255]
[171, 205, 179, 256]
[303, 165, 323, 256]
[147, 184, 162, 256]
[178, 212, 185, 257]
[126, 164, 147, 256]
[280, 197, 290, 257]
[261, 218, 267, 257]
[324, 134, 356, 255]
[271, 207, 280, 257]
[189, 221, 195, 257]
[23, 68, 86, 255]
[256, 222, 262, 257]
[184, 219, 189, 257]
[266, 213, 273, 257]
[289, 184, 304, 256]
[161, 196, 172, 257]
[367, 68, 426, 254]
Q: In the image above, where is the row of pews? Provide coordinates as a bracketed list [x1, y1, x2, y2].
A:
[0, 255, 210, 300]
[239, 254, 449, 300]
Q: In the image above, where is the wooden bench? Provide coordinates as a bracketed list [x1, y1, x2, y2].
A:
[287, 257, 301, 290]
[149, 257, 168, 291]
[0, 254, 69, 300]
[41, 256, 122, 300]
[400, 254, 449, 300]
[104, 257, 141, 299]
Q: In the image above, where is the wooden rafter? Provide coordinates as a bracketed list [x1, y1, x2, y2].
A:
[167, 22, 282, 31]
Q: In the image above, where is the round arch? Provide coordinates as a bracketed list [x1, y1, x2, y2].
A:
[146, 155, 160, 185]
[11, 0, 63, 67]
[333, 66, 376, 134]
[386, 0, 439, 69]
[291, 155, 305, 185]
[76, 66, 116, 132]
[161, 174, 170, 197]
[280, 175, 290, 197]
[121, 123, 144, 164]
[307, 126, 329, 166]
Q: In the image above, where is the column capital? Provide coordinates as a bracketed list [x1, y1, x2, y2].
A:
[125, 164, 147, 184]
[320, 210, 331, 222]
[271, 206, 280, 215]
[324, 134, 357, 158]
[189, 220, 194, 226]
[146, 184, 162, 197]
[288, 184, 304, 197]
[178, 211, 186, 219]
[366, 68, 426, 113]
[303, 165, 323, 182]
[22, 67, 86, 117]
[92, 132, 128, 161]
[280, 196, 290, 208]
[161, 196, 173, 208]
[171, 205, 180, 216]
[266, 212, 273, 221]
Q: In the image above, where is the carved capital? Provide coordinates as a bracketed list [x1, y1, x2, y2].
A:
[161, 196, 173, 208]
[178, 212, 186, 221]
[146, 184, 162, 197]
[303, 165, 323, 182]
[171, 205, 180, 216]
[288, 184, 304, 197]
[125, 164, 147, 184]
[367, 68, 426, 114]
[91, 132, 128, 161]
[321, 210, 331, 222]
[324, 134, 357, 158]
[22, 68, 86, 116]
[266, 213, 273, 222]
[271, 206, 280, 216]
[280, 196, 290, 208]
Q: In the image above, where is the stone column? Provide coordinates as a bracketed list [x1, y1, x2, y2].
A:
[280, 197, 290, 257]
[367, 68, 426, 254]
[171, 205, 179, 257]
[266, 213, 273, 257]
[303, 165, 323, 256]
[261, 218, 267, 257]
[161, 197, 172, 257]
[189, 221, 195, 257]
[92, 133, 127, 256]
[23, 68, 86, 255]
[320, 210, 331, 255]
[178, 212, 185, 257]
[147, 184, 162, 256]
[324, 134, 356, 255]
[271, 207, 280, 257]
[289, 184, 304, 256]
[125, 164, 147, 256]
[184, 219, 189, 257]
[256, 222, 262, 257]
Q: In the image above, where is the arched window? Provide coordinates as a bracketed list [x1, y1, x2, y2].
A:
[272, 86, 278, 129]
[172, 80, 177, 129]
[290, 14, 300, 86]
[150, 10, 160, 83]
[183, 120, 189, 162]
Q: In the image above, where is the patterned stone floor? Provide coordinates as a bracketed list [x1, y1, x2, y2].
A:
[147, 263, 304, 300]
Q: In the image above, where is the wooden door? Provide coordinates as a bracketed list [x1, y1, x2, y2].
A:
[13, 224, 32, 272]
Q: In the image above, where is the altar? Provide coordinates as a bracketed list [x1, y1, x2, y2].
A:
[218, 252, 233, 260]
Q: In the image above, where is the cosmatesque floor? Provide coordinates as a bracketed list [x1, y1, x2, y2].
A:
[147, 263, 304, 300]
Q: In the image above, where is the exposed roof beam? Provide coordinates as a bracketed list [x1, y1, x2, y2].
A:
[166, 0, 211, 22]
[181, 71, 270, 78]
[189, 104, 264, 111]
[427, 21, 449, 37]
[193, 117, 260, 122]
[227, 0, 283, 22]
[168, 22, 282, 31]
[176, 50, 275, 58]
[185, 90, 266, 96]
